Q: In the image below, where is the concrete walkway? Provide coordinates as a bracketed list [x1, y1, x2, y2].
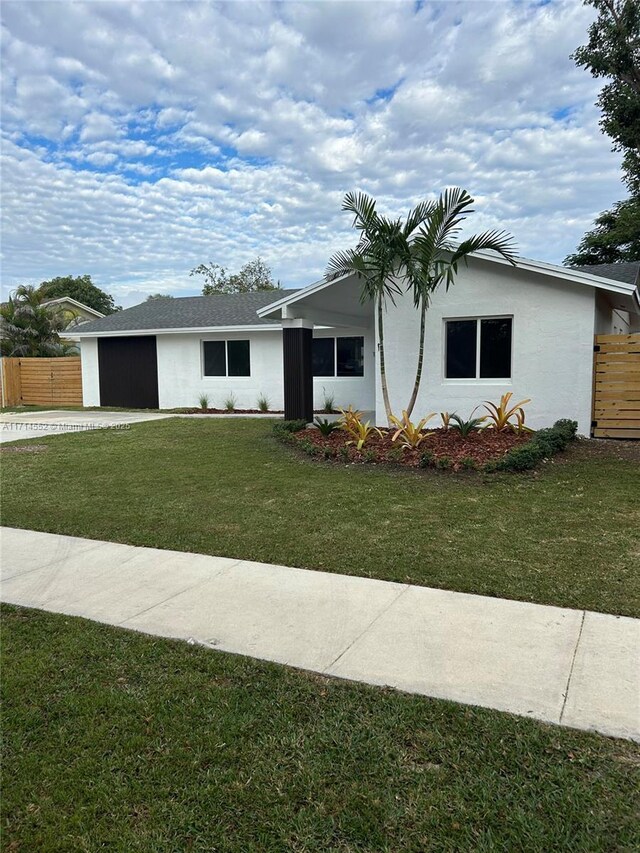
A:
[0, 410, 174, 443]
[1, 527, 638, 742]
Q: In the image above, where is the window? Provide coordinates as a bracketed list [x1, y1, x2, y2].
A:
[312, 336, 364, 377]
[445, 318, 512, 379]
[203, 340, 250, 377]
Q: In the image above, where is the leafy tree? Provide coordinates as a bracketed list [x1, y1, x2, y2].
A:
[565, 196, 640, 264]
[145, 293, 174, 301]
[36, 275, 121, 315]
[566, 0, 640, 264]
[0, 285, 74, 357]
[406, 189, 516, 416]
[190, 257, 280, 295]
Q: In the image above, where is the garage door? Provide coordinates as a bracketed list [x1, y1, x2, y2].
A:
[98, 336, 159, 409]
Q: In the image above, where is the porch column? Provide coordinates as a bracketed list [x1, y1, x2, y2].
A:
[282, 318, 313, 422]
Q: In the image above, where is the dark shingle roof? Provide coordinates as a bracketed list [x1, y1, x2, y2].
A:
[572, 262, 640, 286]
[76, 290, 298, 335]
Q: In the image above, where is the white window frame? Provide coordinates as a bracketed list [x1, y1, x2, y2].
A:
[312, 335, 365, 379]
[201, 338, 252, 379]
[443, 315, 513, 382]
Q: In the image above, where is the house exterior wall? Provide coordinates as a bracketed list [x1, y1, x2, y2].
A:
[376, 258, 597, 434]
[83, 326, 374, 411]
[311, 327, 376, 412]
[81, 337, 100, 406]
[595, 292, 631, 335]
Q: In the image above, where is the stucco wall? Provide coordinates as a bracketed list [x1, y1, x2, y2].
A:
[311, 327, 376, 412]
[80, 337, 100, 406]
[376, 258, 597, 434]
[82, 326, 374, 411]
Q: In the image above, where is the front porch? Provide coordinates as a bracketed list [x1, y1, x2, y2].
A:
[259, 274, 376, 421]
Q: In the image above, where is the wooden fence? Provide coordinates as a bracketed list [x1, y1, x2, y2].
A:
[592, 333, 640, 439]
[0, 357, 83, 407]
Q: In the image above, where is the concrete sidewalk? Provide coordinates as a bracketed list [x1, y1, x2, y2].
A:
[1, 526, 638, 742]
[0, 410, 174, 443]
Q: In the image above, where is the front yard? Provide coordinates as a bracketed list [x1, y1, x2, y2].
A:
[2, 417, 639, 616]
[3, 605, 639, 852]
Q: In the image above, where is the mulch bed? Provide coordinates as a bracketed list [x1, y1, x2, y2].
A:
[290, 427, 531, 471]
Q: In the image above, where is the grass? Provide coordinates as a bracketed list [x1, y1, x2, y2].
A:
[2, 418, 639, 617]
[3, 604, 639, 852]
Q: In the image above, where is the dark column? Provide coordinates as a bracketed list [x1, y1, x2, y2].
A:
[283, 325, 313, 422]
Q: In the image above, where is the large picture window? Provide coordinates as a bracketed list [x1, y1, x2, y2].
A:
[445, 318, 512, 379]
[203, 340, 251, 377]
[312, 336, 364, 377]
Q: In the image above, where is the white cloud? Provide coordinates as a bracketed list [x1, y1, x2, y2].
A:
[0, 0, 626, 307]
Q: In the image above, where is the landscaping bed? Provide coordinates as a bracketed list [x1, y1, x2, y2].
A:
[289, 425, 531, 470]
[180, 407, 284, 414]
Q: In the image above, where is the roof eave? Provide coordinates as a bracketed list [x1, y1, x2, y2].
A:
[74, 323, 282, 338]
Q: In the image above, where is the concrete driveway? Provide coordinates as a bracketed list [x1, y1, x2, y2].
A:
[0, 410, 174, 443]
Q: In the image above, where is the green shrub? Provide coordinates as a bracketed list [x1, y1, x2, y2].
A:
[314, 417, 340, 436]
[419, 450, 435, 468]
[273, 419, 307, 435]
[338, 445, 350, 462]
[387, 446, 405, 463]
[495, 443, 545, 472]
[460, 456, 478, 471]
[224, 393, 236, 412]
[322, 446, 335, 460]
[198, 394, 209, 410]
[257, 394, 270, 412]
[553, 419, 578, 440]
[363, 449, 377, 463]
[436, 456, 452, 470]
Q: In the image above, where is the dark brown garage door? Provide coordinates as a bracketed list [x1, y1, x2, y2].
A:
[98, 336, 159, 409]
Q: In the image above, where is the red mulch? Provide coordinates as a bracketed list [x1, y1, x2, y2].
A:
[292, 426, 531, 471]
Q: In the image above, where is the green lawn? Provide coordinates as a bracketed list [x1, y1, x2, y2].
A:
[2, 417, 639, 617]
[3, 605, 639, 852]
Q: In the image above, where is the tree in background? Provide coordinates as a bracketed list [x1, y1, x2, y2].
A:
[145, 293, 174, 301]
[0, 285, 73, 357]
[36, 275, 121, 314]
[565, 0, 639, 265]
[190, 257, 280, 295]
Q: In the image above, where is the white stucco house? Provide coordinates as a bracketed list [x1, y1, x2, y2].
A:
[75, 255, 640, 435]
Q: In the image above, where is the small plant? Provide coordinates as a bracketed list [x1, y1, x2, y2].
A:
[343, 419, 382, 451]
[338, 445, 350, 461]
[449, 411, 486, 437]
[224, 393, 237, 412]
[322, 446, 335, 460]
[273, 419, 307, 435]
[198, 394, 209, 411]
[338, 405, 365, 431]
[436, 456, 452, 470]
[257, 394, 270, 413]
[363, 449, 377, 463]
[386, 446, 405, 463]
[314, 417, 341, 437]
[419, 450, 435, 468]
[483, 392, 531, 434]
[460, 456, 478, 471]
[321, 388, 336, 413]
[389, 411, 436, 449]
[440, 412, 452, 430]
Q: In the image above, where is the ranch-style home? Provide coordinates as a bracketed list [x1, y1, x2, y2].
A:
[75, 254, 640, 436]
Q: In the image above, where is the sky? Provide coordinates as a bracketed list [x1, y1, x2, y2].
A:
[0, 0, 623, 308]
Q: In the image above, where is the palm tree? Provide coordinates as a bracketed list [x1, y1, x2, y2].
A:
[0, 285, 72, 357]
[404, 189, 518, 417]
[327, 192, 434, 424]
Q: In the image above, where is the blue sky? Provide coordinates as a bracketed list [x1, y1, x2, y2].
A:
[0, 0, 623, 307]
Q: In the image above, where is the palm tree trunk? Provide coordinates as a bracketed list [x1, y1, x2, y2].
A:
[405, 295, 426, 418]
[377, 297, 393, 425]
